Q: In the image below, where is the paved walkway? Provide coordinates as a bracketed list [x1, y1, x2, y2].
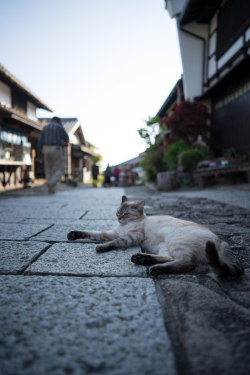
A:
[0, 184, 250, 375]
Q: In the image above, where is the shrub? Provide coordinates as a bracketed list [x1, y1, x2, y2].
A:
[180, 149, 204, 172]
[163, 140, 191, 171]
[140, 146, 165, 181]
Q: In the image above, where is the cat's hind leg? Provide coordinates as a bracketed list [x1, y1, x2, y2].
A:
[67, 231, 88, 240]
[205, 241, 244, 277]
[149, 259, 195, 276]
[131, 253, 173, 266]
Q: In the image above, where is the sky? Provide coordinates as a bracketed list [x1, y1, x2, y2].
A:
[0, 0, 182, 168]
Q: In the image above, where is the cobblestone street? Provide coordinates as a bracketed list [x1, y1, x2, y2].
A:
[0, 183, 250, 375]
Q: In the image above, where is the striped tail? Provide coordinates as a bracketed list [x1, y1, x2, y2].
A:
[205, 241, 244, 277]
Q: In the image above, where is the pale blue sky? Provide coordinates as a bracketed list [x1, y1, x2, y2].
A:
[0, 0, 182, 167]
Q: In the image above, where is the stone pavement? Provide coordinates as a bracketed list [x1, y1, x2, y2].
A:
[0, 183, 250, 375]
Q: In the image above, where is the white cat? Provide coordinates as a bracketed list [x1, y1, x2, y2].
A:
[67, 195, 243, 277]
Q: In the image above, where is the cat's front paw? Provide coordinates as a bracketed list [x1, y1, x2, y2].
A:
[131, 253, 145, 265]
[67, 231, 77, 240]
[67, 231, 80, 240]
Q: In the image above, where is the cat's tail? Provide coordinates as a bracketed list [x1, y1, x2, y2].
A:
[205, 241, 244, 277]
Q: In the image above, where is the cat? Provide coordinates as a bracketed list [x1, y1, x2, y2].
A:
[67, 195, 243, 277]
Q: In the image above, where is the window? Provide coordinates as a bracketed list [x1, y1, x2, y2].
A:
[217, 0, 250, 59]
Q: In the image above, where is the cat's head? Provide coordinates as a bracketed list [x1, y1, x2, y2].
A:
[116, 195, 145, 223]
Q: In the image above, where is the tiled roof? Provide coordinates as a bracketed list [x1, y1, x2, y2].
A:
[61, 118, 79, 133]
[114, 156, 141, 168]
[0, 64, 52, 112]
[156, 78, 183, 117]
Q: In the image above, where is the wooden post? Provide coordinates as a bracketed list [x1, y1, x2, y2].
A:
[67, 144, 71, 178]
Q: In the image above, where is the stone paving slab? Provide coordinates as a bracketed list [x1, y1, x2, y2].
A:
[84, 209, 117, 220]
[25, 243, 147, 277]
[20, 217, 119, 224]
[0, 275, 176, 375]
[228, 233, 250, 267]
[156, 278, 250, 375]
[0, 217, 25, 224]
[0, 223, 52, 240]
[0, 198, 60, 208]
[164, 184, 250, 210]
[0, 241, 49, 274]
[18, 218, 85, 225]
[219, 269, 250, 308]
[1, 208, 87, 220]
[33, 220, 117, 242]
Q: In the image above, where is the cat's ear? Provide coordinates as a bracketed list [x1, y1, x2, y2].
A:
[122, 195, 128, 203]
[137, 200, 145, 213]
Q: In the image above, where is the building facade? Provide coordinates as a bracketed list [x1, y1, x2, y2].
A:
[165, 0, 250, 153]
[0, 65, 52, 191]
[39, 118, 96, 183]
[157, 78, 184, 119]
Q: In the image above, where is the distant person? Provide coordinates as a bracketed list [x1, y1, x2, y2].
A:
[113, 167, 120, 187]
[103, 164, 112, 187]
[38, 117, 69, 194]
[92, 163, 99, 187]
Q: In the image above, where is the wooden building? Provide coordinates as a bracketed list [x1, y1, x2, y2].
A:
[0, 65, 52, 191]
[39, 118, 96, 183]
[157, 78, 184, 118]
[165, 0, 250, 153]
[156, 78, 184, 151]
[113, 155, 144, 186]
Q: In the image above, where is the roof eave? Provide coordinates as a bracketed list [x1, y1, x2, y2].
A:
[156, 78, 183, 117]
[0, 64, 52, 112]
[179, 0, 223, 25]
[0, 103, 43, 130]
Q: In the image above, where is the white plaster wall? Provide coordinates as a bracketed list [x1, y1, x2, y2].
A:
[208, 56, 217, 78]
[217, 36, 243, 69]
[245, 26, 250, 42]
[209, 33, 216, 56]
[182, 22, 208, 40]
[0, 80, 11, 107]
[83, 167, 91, 183]
[177, 25, 206, 99]
[27, 101, 37, 120]
[70, 134, 80, 145]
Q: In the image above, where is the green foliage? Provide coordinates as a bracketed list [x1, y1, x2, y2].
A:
[92, 153, 102, 166]
[137, 116, 161, 147]
[163, 140, 191, 171]
[137, 128, 151, 146]
[146, 115, 160, 126]
[140, 145, 165, 181]
[138, 115, 167, 181]
[222, 148, 250, 163]
[180, 150, 204, 172]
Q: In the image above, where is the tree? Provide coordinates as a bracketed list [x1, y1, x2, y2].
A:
[137, 116, 166, 181]
[137, 116, 161, 147]
[160, 100, 211, 144]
